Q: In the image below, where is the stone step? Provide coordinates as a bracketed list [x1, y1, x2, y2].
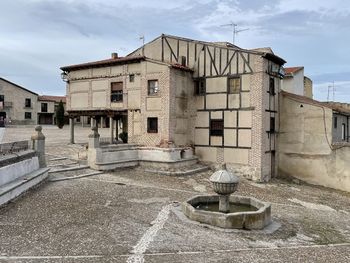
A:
[48, 165, 90, 174]
[49, 171, 104, 182]
[145, 163, 210, 176]
[0, 168, 50, 206]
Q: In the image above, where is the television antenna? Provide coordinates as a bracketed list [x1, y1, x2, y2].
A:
[220, 22, 249, 45]
[327, 81, 336, 101]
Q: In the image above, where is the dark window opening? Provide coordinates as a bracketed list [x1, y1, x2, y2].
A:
[111, 82, 123, 102]
[147, 117, 158, 133]
[228, 77, 240, 94]
[25, 112, 32, 119]
[25, 98, 31, 108]
[269, 77, 275, 95]
[148, 80, 159, 96]
[0, 95, 4, 102]
[181, 56, 186, 66]
[270, 117, 275, 133]
[41, 103, 48, 113]
[129, 74, 135, 82]
[194, 79, 205, 95]
[342, 123, 346, 141]
[210, 120, 224, 136]
[334, 116, 338, 129]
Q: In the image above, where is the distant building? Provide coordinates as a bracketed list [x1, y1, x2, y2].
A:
[282, 67, 313, 98]
[0, 77, 66, 126]
[38, 95, 67, 125]
[0, 77, 38, 125]
[61, 34, 286, 182]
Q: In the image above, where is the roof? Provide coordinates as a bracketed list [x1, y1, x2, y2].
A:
[281, 91, 350, 115]
[0, 77, 38, 96]
[61, 56, 146, 72]
[38, 95, 66, 103]
[284, 67, 304, 76]
[170, 63, 193, 72]
[128, 34, 286, 65]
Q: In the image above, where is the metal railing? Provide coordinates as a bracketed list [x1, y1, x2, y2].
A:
[0, 140, 30, 155]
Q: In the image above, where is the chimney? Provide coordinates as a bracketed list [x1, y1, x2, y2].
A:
[111, 52, 118, 59]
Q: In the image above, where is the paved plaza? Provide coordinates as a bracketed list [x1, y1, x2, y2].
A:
[1, 126, 350, 262]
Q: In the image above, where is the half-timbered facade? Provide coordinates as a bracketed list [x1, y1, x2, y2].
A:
[62, 34, 286, 182]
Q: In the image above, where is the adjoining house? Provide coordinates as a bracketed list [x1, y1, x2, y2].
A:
[38, 95, 68, 125]
[0, 77, 66, 126]
[278, 91, 350, 192]
[61, 34, 286, 182]
[0, 77, 38, 125]
[282, 67, 313, 98]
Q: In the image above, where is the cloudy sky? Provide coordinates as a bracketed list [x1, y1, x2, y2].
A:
[0, 0, 349, 102]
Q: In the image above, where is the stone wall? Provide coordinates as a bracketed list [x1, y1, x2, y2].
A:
[0, 78, 38, 125]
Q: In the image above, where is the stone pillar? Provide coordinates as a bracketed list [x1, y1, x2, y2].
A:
[69, 117, 75, 144]
[31, 125, 46, 168]
[116, 119, 119, 141]
[90, 117, 94, 128]
[88, 126, 100, 149]
[100, 116, 104, 128]
[109, 117, 114, 144]
[219, 195, 230, 213]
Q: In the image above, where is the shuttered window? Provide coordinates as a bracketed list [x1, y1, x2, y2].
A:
[228, 77, 240, 94]
[210, 120, 224, 136]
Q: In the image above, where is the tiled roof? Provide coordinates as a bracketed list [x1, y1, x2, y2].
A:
[60, 56, 146, 71]
[171, 63, 194, 72]
[38, 95, 66, 103]
[284, 67, 304, 75]
[281, 91, 350, 115]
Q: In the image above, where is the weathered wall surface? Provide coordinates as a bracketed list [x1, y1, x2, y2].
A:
[278, 94, 350, 192]
[0, 79, 38, 125]
[282, 69, 304, 96]
[303, 76, 313, 98]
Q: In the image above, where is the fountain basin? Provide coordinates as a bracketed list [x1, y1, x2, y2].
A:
[182, 195, 271, 230]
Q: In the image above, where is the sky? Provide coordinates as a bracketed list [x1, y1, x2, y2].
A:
[0, 0, 349, 102]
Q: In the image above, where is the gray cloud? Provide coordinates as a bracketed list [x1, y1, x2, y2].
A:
[0, 0, 349, 102]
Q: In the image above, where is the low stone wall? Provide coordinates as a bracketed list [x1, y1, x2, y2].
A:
[278, 145, 350, 192]
[0, 151, 39, 186]
[88, 143, 196, 171]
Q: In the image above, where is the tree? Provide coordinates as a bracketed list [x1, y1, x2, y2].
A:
[56, 100, 65, 129]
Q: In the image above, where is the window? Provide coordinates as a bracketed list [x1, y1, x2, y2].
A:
[0, 95, 4, 102]
[25, 98, 31, 108]
[270, 117, 275, 133]
[334, 117, 338, 129]
[228, 77, 240, 93]
[194, 79, 205, 95]
[342, 123, 346, 141]
[25, 112, 32, 119]
[210, 120, 224, 136]
[147, 117, 158, 133]
[41, 103, 48, 113]
[148, 80, 159, 96]
[111, 82, 123, 102]
[129, 74, 135, 82]
[269, 77, 275, 95]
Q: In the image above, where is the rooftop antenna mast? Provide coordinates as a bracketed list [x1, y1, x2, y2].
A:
[220, 22, 249, 45]
[327, 81, 336, 101]
[139, 35, 145, 55]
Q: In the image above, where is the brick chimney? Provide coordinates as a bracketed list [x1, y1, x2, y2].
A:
[111, 53, 118, 59]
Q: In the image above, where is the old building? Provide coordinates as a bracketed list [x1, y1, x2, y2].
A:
[0, 77, 38, 125]
[278, 91, 350, 191]
[38, 95, 67, 125]
[282, 67, 313, 98]
[61, 34, 286, 182]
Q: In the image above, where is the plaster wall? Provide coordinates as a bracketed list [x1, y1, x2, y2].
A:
[278, 94, 350, 192]
[282, 69, 304, 96]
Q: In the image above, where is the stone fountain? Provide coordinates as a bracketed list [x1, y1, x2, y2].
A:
[182, 164, 272, 230]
